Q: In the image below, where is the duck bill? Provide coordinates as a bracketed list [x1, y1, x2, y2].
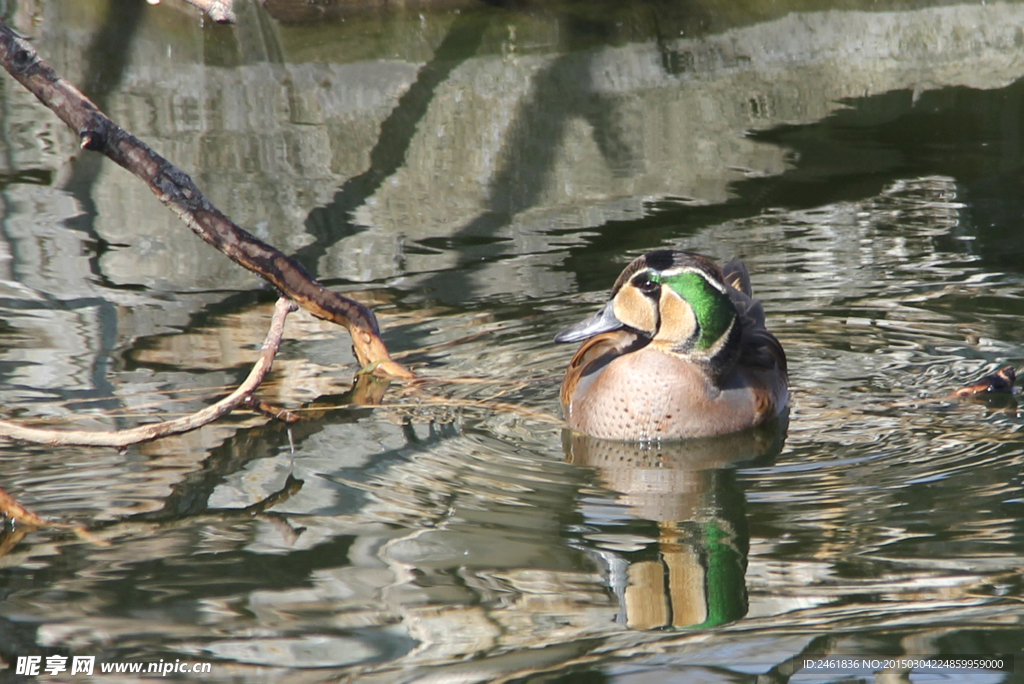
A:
[554, 301, 624, 343]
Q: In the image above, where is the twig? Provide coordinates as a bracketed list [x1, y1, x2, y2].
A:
[0, 484, 108, 549]
[239, 396, 301, 424]
[0, 297, 296, 447]
[0, 21, 412, 380]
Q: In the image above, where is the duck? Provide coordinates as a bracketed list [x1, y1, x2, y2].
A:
[555, 250, 788, 441]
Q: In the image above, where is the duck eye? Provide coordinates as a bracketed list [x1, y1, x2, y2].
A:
[632, 274, 659, 295]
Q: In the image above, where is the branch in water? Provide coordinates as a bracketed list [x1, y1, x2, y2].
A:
[0, 21, 412, 379]
[0, 298, 296, 448]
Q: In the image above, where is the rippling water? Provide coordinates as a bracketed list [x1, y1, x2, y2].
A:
[2, 1, 1024, 682]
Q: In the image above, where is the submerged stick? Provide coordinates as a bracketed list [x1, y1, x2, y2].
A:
[0, 297, 296, 447]
[0, 21, 412, 380]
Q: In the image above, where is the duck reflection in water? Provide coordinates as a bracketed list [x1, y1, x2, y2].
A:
[564, 415, 787, 630]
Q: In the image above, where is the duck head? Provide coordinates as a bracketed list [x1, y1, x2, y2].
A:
[555, 250, 742, 377]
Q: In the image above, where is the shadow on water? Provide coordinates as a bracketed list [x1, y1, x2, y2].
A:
[60, 0, 147, 256]
[564, 76, 1024, 290]
[751, 83, 1024, 273]
[290, 3, 1024, 299]
[186, 4, 1024, 311]
[197, 7, 492, 321]
[408, 10, 652, 303]
[295, 11, 490, 274]
[0, 0, 149, 405]
[276, 2, 686, 297]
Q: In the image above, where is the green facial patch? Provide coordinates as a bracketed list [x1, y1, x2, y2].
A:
[654, 271, 735, 350]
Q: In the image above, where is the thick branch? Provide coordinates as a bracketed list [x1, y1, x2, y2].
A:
[0, 22, 412, 380]
[0, 297, 296, 447]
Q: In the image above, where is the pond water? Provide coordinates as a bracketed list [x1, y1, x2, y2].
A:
[1, 0, 1024, 681]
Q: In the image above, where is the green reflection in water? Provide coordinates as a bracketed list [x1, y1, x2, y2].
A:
[566, 417, 785, 631]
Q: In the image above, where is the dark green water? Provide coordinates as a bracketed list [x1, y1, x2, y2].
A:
[1, 1, 1023, 681]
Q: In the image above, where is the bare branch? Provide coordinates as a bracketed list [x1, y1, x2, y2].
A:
[0, 21, 413, 380]
[0, 297, 296, 448]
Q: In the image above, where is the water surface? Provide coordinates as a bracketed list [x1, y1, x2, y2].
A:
[1, 1, 1024, 681]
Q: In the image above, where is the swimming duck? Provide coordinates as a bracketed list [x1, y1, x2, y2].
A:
[555, 250, 788, 441]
